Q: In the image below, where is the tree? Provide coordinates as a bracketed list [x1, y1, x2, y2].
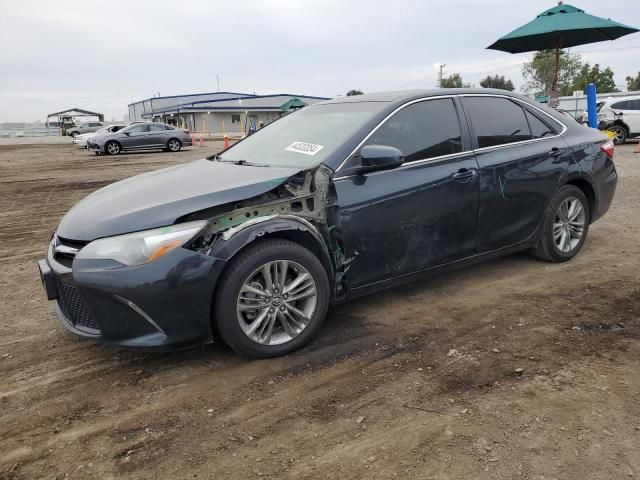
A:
[441, 73, 471, 88]
[521, 49, 583, 96]
[627, 72, 640, 91]
[570, 63, 618, 93]
[346, 89, 364, 96]
[479, 75, 515, 91]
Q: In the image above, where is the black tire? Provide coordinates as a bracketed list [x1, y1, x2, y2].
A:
[531, 185, 590, 262]
[214, 238, 330, 358]
[105, 141, 121, 155]
[70, 131, 79, 138]
[166, 138, 182, 152]
[609, 125, 628, 145]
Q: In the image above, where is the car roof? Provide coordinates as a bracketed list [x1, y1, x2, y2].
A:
[318, 88, 536, 107]
[604, 95, 640, 102]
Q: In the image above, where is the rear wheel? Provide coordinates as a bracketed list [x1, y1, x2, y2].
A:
[214, 238, 330, 358]
[531, 185, 590, 262]
[105, 141, 121, 155]
[608, 125, 627, 145]
[166, 138, 182, 152]
[70, 131, 79, 138]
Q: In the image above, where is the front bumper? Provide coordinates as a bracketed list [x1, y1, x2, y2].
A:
[87, 141, 103, 152]
[38, 239, 227, 350]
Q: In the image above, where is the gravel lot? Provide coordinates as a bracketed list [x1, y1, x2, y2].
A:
[1, 140, 639, 480]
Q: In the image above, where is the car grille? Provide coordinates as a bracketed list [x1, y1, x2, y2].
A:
[53, 236, 88, 268]
[56, 281, 100, 333]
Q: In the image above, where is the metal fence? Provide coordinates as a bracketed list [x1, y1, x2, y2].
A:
[0, 126, 62, 138]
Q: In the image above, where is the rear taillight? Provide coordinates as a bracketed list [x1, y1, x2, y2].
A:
[600, 140, 614, 159]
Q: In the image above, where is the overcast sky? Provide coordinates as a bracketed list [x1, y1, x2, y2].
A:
[1, 0, 639, 123]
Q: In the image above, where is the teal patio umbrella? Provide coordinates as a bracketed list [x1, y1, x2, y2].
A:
[488, 1, 638, 99]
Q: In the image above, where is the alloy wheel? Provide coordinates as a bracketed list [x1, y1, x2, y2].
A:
[236, 260, 317, 346]
[553, 196, 586, 253]
[168, 140, 180, 151]
[611, 127, 625, 144]
[107, 142, 120, 155]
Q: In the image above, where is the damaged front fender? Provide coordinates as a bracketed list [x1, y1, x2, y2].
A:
[186, 164, 348, 299]
[210, 215, 334, 276]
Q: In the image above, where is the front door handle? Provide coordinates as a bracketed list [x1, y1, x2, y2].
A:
[452, 168, 477, 181]
[549, 147, 563, 157]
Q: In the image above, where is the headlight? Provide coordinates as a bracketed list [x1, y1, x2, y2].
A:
[75, 220, 207, 266]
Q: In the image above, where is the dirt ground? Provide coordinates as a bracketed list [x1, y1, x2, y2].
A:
[1, 139, 639, 480]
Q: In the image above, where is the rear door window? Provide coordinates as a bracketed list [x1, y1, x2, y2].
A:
[610, 101, 626, 110]
[525, 110, 557, 138]
[628, 100, 640, 110]
[463, 97, 532, 148]
[364, 98, 462, 162]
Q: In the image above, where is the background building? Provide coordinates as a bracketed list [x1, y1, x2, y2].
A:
[128, 92, 330, 134]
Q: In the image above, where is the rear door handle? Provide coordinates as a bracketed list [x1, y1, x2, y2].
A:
[549, 147, 563, 157]
[452, 168, 477, 180]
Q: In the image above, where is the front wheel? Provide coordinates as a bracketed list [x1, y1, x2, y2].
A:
[105, 141, 121, 155]
[70, 131, 79, 138]
[166, 138, 182, 152]
[214, 238, 330, 358]
[531, 185, 590, 262]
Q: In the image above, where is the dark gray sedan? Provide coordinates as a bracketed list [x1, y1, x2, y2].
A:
[87, 122, 192, 155]
[39, 89, 617, 358]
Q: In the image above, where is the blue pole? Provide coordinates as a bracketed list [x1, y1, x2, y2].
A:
[587, 83, 598, 128]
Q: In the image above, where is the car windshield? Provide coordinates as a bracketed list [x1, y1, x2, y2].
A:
[214, 102, 387, 168]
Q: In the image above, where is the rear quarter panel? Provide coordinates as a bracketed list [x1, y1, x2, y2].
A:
[561, 125, 617, 222]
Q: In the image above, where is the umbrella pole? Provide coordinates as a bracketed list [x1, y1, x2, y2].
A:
[549, 35, 561, 108]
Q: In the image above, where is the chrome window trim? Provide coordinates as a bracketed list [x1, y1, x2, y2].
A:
[333, 93, 569, 179]
[458, 93, 568, 153]
[334, 95, 463, 173]
[332, 150, 473, 181]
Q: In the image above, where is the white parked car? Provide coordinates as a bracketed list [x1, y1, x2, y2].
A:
[73, 125, 126, 147]
[596, 95, 640, 144]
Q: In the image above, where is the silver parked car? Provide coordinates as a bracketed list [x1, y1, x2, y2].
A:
[73, 125, 126, 147]
[87, 122, 193, 155]
[67, 121, 106, 137]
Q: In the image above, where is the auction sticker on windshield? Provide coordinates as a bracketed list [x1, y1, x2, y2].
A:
[285, 141, 324, 156]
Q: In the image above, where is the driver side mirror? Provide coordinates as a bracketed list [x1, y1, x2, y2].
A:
[356, 145, 404, 174]
[122, 132, 130, 136]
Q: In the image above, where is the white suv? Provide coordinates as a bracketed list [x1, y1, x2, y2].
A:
[597, 95, 640, 144]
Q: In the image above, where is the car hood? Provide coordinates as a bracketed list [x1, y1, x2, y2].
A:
[56, 159, 301, 241]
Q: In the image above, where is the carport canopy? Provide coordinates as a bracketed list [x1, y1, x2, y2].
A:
[46, 108, 105, 125]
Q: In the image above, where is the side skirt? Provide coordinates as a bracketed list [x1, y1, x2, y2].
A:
[335, 236, 538, 304]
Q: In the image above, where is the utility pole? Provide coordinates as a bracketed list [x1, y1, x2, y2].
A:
[435, 63, 447, 88]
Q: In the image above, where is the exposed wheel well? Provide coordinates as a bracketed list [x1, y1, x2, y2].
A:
[261, 230, 334, 278]
[565, 179, 595, 223]
[211, 228, 334, 295]
[208, 229, 334, 337]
